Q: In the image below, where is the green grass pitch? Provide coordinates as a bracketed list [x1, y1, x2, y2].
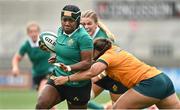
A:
[0, 89, 110, 109]
[1, 89, 180, 109]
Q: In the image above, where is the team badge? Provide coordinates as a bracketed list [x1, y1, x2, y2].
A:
[112, 84, 118, 92]
[67, 39, 74, 46]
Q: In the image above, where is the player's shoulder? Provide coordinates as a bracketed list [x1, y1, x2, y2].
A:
[57, 27, 63, 35]
[21, 39, 30, 47]
[96, 28, 108, 38]
[98, 28, 106, 35]
[18, 39, 31, 52]
[76, 25, 90, 36]
[79, 26, 92, 39]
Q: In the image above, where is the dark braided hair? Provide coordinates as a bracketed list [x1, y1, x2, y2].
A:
[93, 38, 112, 60]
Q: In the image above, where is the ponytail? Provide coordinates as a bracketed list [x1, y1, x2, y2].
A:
[97, 21, 115, 42]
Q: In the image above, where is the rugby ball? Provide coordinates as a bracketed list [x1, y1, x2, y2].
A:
[39, 32, 57, 52]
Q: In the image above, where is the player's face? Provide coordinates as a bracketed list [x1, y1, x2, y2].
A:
[27, 26, 40, 42]
[61, 17, 77, 34]
[81, 17, 97, 36]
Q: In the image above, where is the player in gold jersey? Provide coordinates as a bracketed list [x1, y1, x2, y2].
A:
[53, 38, 180, 109]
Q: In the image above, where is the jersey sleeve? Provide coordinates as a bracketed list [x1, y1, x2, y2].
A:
[79, 35, 93, 51]
[57, 27, 62, 37]
[18, 41, 28, 56]
[97, 53, 113, 66]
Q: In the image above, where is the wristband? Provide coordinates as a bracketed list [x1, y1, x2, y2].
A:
[67, 76, 71, 82]
[66, 66, 71, 72]
[97, 74, 103, 79]
[97, 72, 107, 79]
[101, 72, 107, 77]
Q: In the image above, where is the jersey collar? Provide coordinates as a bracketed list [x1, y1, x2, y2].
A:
[28, 37, 40, 47]
[63, 25, 82, 37]
[92, 26, 100, 39]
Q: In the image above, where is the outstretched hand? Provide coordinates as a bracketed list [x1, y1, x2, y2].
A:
[12, 67, 20, 77]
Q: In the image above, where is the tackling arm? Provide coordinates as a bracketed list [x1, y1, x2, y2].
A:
[53, 62, 107, 85]
[70, 62, 107, 81]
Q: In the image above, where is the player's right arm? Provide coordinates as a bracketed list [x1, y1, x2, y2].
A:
[12, 53, 23, 76]
[12, 41, 28, 76]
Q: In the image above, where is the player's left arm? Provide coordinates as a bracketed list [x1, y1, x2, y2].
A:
[56, 35, 93, 72]
[70, 50, 92, 71]
[69, 34, 93, 71]
[55, 50, 92, 72]
[53, 62, 107, 85]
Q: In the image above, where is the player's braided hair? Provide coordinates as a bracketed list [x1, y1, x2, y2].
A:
[82, 10, 115, 42]
[93, 38, 112, 61]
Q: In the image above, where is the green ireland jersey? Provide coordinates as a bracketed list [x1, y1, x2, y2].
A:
[54, 26, 93, 87]
[93, 27, 108, 40]
[19, 39, 52, 77]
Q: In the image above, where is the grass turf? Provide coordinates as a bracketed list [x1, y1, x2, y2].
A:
[1, 89, 180, 109]
[0, 89, 110, 109]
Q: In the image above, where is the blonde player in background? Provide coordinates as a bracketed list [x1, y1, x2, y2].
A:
[12, 22, 53, 93]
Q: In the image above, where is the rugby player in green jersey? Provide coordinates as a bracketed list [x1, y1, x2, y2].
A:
[12, 22, 53, 93]
[36, 5, 93, 109]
